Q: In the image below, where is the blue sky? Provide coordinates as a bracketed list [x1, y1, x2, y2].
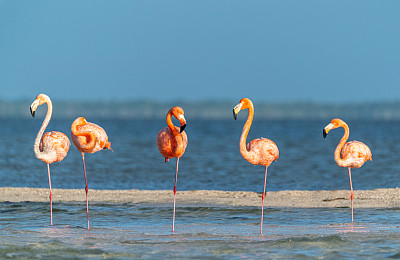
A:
[0, 1, 399, 102]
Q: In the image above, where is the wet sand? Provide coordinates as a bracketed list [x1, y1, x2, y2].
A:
[1, 187, 400, 208]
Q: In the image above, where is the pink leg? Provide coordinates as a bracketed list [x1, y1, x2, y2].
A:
[47, 163, 53, 226]
[172, 157, 179, 233]
[82, 152, 90, 230]
[260, 166, 268, 235]
[348, 167, 354, 222]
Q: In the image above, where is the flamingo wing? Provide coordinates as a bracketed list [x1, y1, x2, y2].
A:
[72, 122, 110, 153]
[341, 141, 372, 168]
[40, 131, 70, 163]
[156, 127, 187, 159]
[246, 138, 279, 166]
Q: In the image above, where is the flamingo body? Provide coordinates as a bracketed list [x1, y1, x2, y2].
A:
[156, 106, 187, 232]
[233, 98, 279, 235]
[39, 131, 70, 164]
[156, 126, 188, 160]
[323, 118, 372, 222]
[71, 120, 111, 154]
[30, 94, 70, 226]
[244, 138, 279, 166]
[340, 141, 372, 168]
[71, 117, 112, 230]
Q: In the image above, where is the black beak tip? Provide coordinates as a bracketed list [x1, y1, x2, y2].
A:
[30, 107, 35, 118]
[180, 124, 186, 133]
[323, 129, 327, 139]
[233, 110, 237, 120]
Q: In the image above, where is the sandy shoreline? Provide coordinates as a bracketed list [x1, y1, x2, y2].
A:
[1, 187, 399, 208]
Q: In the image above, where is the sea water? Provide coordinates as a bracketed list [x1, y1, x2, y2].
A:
[0, 118, 400, 258]
[0, 202, 399, 258]
[1, 118, 399, 191]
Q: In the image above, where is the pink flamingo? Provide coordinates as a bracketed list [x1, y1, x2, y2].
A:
[30, 94, 70, 226]
[233, 98, 279, 235]
[323, 118, 372, 222]
[156, 107, 187, 232]
[71, 117, 112, 230]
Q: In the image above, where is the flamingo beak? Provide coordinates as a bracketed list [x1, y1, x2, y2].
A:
[180, 123, 186, 133]
[323, 123, 334, 139]
[178, 114, 186, 133]
[233, 103, 243, 120]
[30, 99, 39, 118]
[30, 107, 35, 118]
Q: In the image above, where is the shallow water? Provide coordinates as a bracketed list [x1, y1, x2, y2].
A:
[1, 202, 400, 259]
[1, 118, 400, 258]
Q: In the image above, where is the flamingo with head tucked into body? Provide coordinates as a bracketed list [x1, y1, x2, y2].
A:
[233, 98, 279, 235]
[156, 107, 187, 233]
[30, 94, 71, 226]
[71, 117, 112, 230]
[323, 118, 372, 222]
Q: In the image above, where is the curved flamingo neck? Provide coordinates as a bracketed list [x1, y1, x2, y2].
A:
[334, 123, 350, 167]
[71, 118, 96, 151]
[166, 110, 184, 157]
[34, 98, 54, 161]
[166, 111, 179, 135]
[239, 101, 254, 159]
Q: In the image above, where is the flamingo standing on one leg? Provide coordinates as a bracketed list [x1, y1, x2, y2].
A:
[156, 107, 187, 233]
[71, 117, 112, 230]
[323, 118, 372, 222]
[30, 94, 70, 226]
[233, 98, 279, 235]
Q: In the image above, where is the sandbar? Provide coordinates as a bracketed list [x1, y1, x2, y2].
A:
[1, 187, 399, 208]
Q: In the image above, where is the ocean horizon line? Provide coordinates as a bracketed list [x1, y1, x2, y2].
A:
[1, 99, 400, 120]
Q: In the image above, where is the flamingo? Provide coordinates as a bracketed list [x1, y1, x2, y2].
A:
[71, 117, 112, 230]
[30, 94, 71, 226]
[156, 107, 187, 232]
[233, 98, 279, 235]
[323, 118, 372, 222]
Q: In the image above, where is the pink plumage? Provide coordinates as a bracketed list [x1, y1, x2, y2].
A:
[30, 94, 70, 226]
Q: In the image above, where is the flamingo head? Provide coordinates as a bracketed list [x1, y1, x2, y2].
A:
[233, 98, 253, 120]
[323, 118, 346, 138]
[170, 107, 186, 133]
[71, 117, 88, 136]
[30, 94, 49, 117]
[74, 117, 88, 126]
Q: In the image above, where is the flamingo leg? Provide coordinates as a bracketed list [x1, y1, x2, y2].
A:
[82, 152, 90, 230]
[172, 157, 179, 233]
[260, 166, 268, 235]
[348, 167, 354, 222]
[47, 163, 53, 226]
